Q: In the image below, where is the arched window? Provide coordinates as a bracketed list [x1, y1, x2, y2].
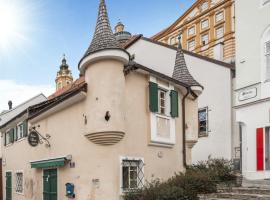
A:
[262, 26, 270, 81]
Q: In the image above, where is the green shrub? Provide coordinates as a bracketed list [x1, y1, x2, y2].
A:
[124, 158, 236, 200]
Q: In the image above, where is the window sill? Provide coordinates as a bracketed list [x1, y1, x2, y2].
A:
[15, 137, 26, 143]
[5, 143, 13, 148]
[199, 132, 209, 138]
[149, 141, 174, 148]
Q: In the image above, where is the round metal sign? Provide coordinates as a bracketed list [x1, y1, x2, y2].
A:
[28, 131, 40, 147]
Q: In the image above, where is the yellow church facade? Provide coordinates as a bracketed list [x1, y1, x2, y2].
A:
[152, 0, 235, 63]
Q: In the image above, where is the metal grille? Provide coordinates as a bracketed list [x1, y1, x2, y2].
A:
[15, 172, 23, 193]
[121, 159, 144, 192]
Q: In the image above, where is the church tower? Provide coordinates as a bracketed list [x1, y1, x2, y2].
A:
[55, 55, 73, 91]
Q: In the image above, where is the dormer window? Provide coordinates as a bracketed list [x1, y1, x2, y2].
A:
[201, 1, 209, 12]
[158, 89, 167, 115]
[149, 78, 178, 145]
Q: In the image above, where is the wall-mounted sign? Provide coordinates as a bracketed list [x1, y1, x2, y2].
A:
[238, 88, 257, 101]
[28, 131, 40, 147]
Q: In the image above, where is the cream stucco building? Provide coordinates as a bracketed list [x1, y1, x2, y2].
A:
[0, 1, 203, 200]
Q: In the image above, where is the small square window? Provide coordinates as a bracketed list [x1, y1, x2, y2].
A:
[215, 11, 224, 23]
[188, 26, 195, 36]
[121, 159, 144, 192]
[15, 172, 23, 194]
[216, 27, 224, 39]
[201, 19, 209, 29]
[199, 108, 208, 137]
[188, 40, 196, 51]
[201, 34, 209, 45]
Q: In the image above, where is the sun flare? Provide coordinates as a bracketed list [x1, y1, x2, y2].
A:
[0, 5, 19, 46]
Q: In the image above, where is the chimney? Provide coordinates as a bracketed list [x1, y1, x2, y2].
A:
[8, 100, 12, 110]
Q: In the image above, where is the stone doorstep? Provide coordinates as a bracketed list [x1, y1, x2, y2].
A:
[242, 179, 270, 189]
[218, 187, 270, 195]
[199, 192, 270, 200]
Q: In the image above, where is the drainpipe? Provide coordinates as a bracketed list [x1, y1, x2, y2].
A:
[182, 87, 190, 168]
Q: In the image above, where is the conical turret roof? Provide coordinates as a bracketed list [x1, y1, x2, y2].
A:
[173, 37, 201, 87]
[83, 0, 121, 57]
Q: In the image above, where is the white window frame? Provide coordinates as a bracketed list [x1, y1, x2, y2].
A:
[16, 122, 24, 140]
[149, 77, 176, 146]
[119, 156, 144, 195]
[215, 11, 224, 23]
[201, 19, 209, 30]
[188, 40, 196, 51]
[5, 129, 12, 146]
[188, 26, 196, 36]
[201, 1, 209, 12]
[215, 26, 224, 39]
[15, 171, 24, 195]
[201, 34, 209, 46]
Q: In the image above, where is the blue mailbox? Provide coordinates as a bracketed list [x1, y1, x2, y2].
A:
[65, 183, 75, 198]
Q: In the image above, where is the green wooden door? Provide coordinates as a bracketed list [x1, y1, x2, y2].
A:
[6, 172, 12, 200]
[43, 169, 57, 200]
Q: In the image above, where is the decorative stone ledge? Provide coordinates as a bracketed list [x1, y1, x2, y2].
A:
[85, 131, 125, 145]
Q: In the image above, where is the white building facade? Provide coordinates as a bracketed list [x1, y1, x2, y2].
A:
[126, 37, 234, 164]
[234, 0, 270, 180]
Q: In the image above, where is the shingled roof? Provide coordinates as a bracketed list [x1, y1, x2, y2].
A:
[172, 41, 201, 87]
[82, 0, 122, 59]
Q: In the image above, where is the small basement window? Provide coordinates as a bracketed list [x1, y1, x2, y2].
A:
[15, 172, 23, 194]
[199, 107, 208, 137]
[121, 158, 144, 192]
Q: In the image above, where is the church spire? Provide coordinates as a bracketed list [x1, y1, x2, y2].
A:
[83, 0, 121, 57]
[172, 34, 201, 87]
[55, 55, 73, 91]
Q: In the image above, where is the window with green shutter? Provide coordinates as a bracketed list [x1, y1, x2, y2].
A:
[10, 128, 15, 143]
[170, 90, 179, 118]
[149, 82, 158, 112]
[23, 120, 28, 137]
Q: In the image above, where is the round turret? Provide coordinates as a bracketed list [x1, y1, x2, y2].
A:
[79, 0, 130, 145]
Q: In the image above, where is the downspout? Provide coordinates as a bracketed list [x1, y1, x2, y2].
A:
[182, 87, 190, 168]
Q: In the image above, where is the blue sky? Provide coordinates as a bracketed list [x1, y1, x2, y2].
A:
[0, 0, 195, 109]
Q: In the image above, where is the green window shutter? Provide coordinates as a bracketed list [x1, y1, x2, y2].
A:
[170, 90, 179, 118]
[10, 129, 14, 143]
[149, 82, 158, 112]
[14, 127, 18, 141]
[23, 121, 28, 137]
[4, 132, 6, 146]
